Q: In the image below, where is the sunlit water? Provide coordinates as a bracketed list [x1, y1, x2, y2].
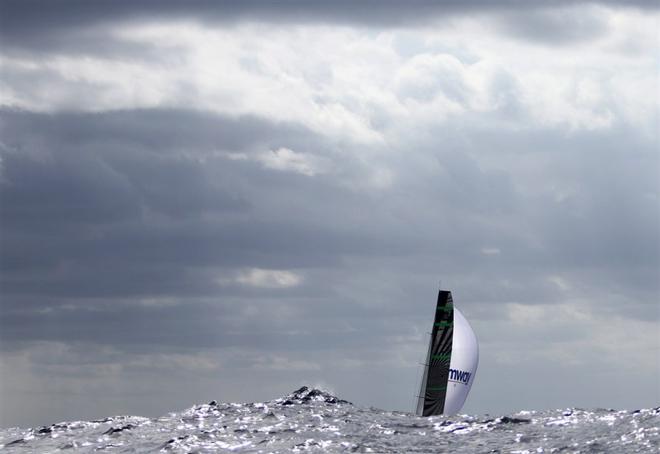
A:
[1, 387, 658, 453]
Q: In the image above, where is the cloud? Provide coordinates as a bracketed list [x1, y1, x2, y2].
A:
[0, 108, 421, 308]
[234, 268, 303, 289]
[228, 147, 330, 177]
[3, 13, 656, 143]
[256, 147, 326, 177]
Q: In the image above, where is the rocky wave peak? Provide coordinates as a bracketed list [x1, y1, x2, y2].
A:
[276, 386, 352, 406]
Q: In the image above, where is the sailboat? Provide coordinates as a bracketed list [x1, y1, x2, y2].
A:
[416, 289, 479, 416]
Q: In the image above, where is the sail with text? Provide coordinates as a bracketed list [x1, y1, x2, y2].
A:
[416, 289, 478, 416]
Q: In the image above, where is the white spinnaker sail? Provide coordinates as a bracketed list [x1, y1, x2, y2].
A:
[443, 307, 479, 415]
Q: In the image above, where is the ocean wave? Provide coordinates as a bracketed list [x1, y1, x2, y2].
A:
[1, 387, 658, 453]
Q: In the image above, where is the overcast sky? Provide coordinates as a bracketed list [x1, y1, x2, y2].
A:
[1, 0, 658, 428]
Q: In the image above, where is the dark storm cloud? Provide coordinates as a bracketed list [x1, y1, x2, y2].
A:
[2, 106, 657, 360]
[1, 0, 657, 55]
[0, 108, 413, 301]
[0, 109, 316, 154]
[495, 8, 611, 45]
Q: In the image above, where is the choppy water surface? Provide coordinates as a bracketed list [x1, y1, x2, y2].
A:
[1, 387, 658, 453]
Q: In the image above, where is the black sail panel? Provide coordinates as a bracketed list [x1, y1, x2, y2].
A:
[419, 290, 453, 416]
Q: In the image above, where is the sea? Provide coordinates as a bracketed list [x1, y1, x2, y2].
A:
[0, 387, 658, 453]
